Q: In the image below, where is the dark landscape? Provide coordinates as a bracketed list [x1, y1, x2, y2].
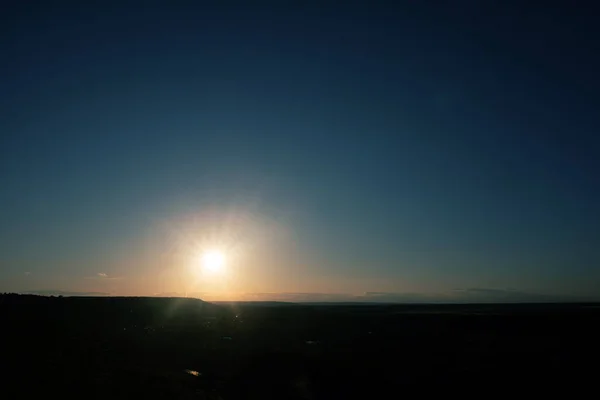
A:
[3, 2, 600, 399]
[2, 294, 599, 398]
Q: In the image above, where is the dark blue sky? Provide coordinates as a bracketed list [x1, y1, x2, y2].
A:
[1, 1, 599, 300]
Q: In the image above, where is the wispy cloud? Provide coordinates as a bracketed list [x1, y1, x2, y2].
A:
[22, 290, 110, 296]
[84, 273, 123, 280]
[24, 272, 31, 276]
[361, 292, 444, 303]
[19, 289, 591, 303]
[154, 292, 190, 297]
[222, 289, 588, 303]
[242, 292, 356, 302]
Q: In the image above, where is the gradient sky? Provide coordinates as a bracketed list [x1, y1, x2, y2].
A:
[1, 1, 599, 301]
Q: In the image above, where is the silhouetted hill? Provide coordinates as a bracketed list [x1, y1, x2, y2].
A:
[0, 293, 224, 327]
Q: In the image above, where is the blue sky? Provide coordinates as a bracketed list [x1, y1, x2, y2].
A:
[1, 1, 599, 301]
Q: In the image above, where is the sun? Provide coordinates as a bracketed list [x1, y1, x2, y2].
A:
[200, 250, 226, 274]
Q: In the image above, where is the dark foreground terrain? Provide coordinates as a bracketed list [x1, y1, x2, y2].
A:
[1, 294, 599, 398]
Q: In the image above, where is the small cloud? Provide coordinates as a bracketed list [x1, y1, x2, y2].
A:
[24, 272, 31, 276]
[98, 273, 108, 278]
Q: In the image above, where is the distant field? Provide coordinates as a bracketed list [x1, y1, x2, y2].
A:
[1, 294, 599, 398]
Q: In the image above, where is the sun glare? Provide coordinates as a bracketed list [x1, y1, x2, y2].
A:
[201, 250, 226, 274]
